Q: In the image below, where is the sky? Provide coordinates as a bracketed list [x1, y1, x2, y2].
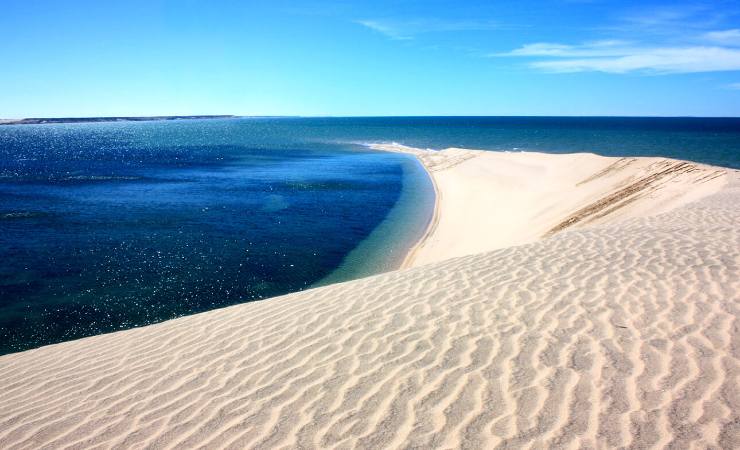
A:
[2, 0, 740, 117]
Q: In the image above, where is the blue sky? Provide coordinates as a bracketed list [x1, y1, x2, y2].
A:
[2, 0, 740, 117]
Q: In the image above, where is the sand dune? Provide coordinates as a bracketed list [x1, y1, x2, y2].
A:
[371, 144, 728, 267]
[0, 151, 738, 449]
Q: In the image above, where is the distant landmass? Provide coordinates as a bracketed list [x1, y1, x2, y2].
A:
[0, 115, 236, 125]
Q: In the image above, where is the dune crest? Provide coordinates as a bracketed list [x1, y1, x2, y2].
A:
[371, 144, 728, 267]
[1, 151, 738, 449]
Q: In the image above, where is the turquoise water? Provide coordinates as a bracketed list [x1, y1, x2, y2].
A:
[317, 155, 434, 286]
[1, 116, 739, 355]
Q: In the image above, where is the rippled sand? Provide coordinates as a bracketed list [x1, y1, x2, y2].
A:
[0, 151, 738, 449]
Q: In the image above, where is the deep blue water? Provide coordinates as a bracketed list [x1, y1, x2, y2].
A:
[1, 116, 739, 355]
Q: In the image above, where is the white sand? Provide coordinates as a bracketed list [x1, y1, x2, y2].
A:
[371, 144, 729, 267]
[0, 150, 738, 449]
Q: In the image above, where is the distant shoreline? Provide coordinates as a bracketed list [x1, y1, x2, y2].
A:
[0, 115, 238, 125]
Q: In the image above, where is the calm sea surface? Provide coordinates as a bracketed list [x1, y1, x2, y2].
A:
[1, 116, 739, 354]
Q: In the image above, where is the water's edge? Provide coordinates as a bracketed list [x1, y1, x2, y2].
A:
[315, 154, 435, 286]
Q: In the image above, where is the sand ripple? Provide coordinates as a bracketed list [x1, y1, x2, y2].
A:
[1, 175, 738, 449]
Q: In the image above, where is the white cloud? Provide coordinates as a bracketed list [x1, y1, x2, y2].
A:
[356, 20, 413, 40]
[356, 18, 501, 40]
[727, 82, 740, 90]
[616, 5, 727, 33]
[498, 41, 740, 74]
[623, 7, 701, 28]
[498, 40, 632, 57]
[704, 29, 740, 45]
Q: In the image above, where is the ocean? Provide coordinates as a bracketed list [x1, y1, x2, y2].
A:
[1, 116, 739, 354]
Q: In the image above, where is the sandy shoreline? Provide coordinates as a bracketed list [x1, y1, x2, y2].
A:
[1, 148, 738, 448]
[399, 158, 441, 269]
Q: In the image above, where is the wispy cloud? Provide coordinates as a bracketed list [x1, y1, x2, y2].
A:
[498, 40, 633, 57]
[493, 1, 740, 76]
[532, 47, 740, 74]
[613, 4, 731, 34]
[497, 40, 740, 74]
[356, 20, 413, 40]
[727, 82, 740, 89]
[703, 29, 740, 45]
[356, 18, 501, 40]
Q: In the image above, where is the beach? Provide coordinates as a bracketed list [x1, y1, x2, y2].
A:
[1, 148, 738, 448]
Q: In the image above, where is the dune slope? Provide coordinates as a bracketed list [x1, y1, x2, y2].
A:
[371, 144, 728, 267]
[0, 168, 738, 449]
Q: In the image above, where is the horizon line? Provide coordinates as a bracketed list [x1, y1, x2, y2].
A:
[3, 114, 740, 124]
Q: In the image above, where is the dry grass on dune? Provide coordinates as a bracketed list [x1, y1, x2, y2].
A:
[1, 170, 739, 449]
